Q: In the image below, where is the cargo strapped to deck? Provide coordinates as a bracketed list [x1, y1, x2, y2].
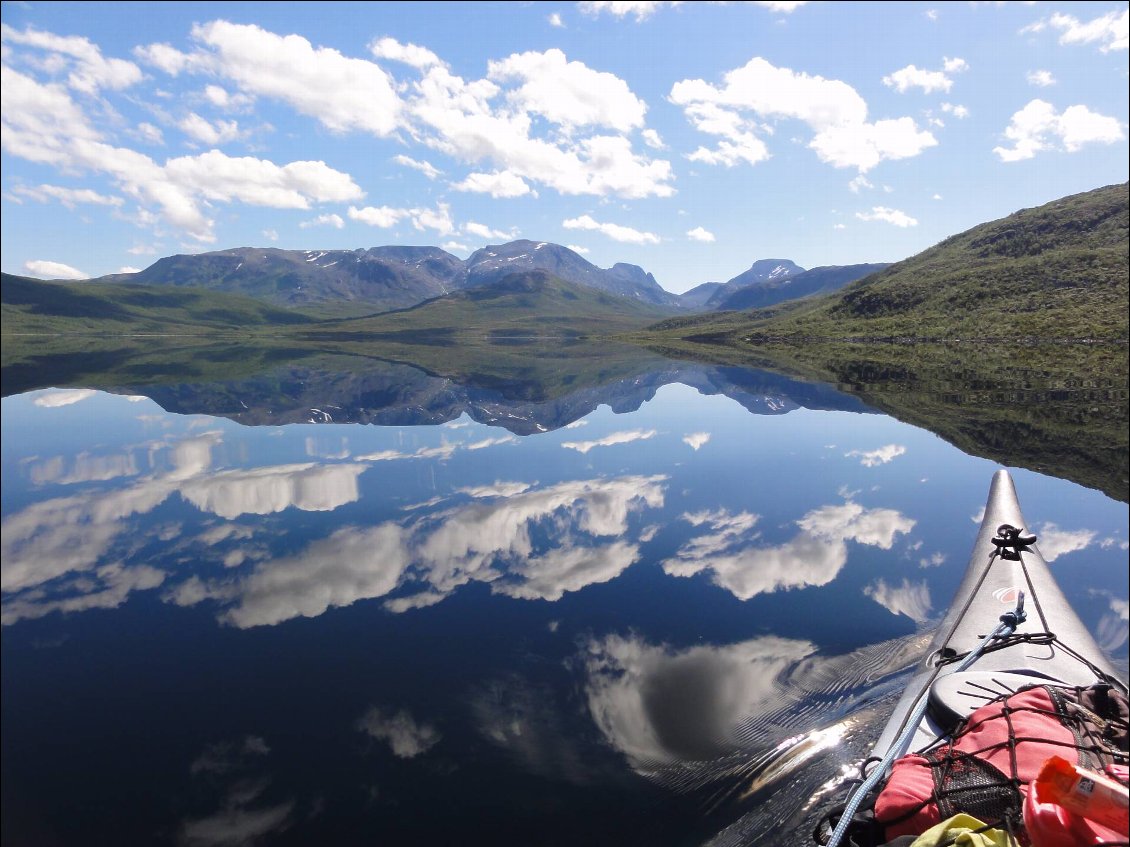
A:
[816, 683, 1129, 846]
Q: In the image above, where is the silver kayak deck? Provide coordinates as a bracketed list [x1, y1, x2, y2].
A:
[873, 469, 1128, 757]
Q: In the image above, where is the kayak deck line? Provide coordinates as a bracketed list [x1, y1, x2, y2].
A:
[816, 470, 1129, 847]
[822, 591, 1031, 847]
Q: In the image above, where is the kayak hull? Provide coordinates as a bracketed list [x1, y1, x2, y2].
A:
[873, 469, 1127, 757]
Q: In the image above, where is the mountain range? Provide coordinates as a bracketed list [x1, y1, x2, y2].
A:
[83, 241, 876, 317]
[4, 182, 1125, 345]
[90, 240, 685, 314]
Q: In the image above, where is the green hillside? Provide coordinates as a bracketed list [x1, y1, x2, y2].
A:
[2, 269, 672, 342]
[648, 182, 1128, 343]
[639, 337, 1127, 501]
[1, 273, 317, 334]
[319, 269, 676, 341]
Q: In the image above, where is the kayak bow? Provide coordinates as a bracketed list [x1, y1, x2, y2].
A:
[820, 470, 1128, 847]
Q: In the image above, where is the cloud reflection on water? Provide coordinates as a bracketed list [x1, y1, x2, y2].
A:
[179, 736, 292, 847]
[662, 500, 915, 601]
[172, 474, 668, 627]
[28, 450, 142, 486]
[863, 577, 933, 623]
[583, 633, 819, 766]
[180, 463, 366, 518]
[32, 389, 99, 408]
[357, 706, 441, 758]
[1, 430, 366, 624]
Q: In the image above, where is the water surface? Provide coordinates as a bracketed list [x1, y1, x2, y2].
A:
[2, 357, 1126, 846]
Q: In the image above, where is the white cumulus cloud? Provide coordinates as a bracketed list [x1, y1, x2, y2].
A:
[178, 112, 245, 145]
[393, 154, 441, 179]
[12, 184, 123, 208]
[1, 23, 143, 94]
[131, 23, 675, 202]
[994, 99, 1125, 162]
[641, 128, 665, 149]
[452, 170, 534, 198]
[369, 36, 444, 70]
[855, 207, 918, 227]
[1, 66, 363, 242]
[187, 21, 404, 136]
[348, 205, 405, 228]
[562, 215, 660, 244]
[23, 259, 87, 279]
[578, 1, 806, 20]
[299, 213, 344, 229]
[464, 221, 516, 240]
[347, 202, 455, 235]
[672, 57, 936, 173]
[882, 64, 953, 94]
[577, 1, 681, 21]
[1038, 9, 1129, 53]
[489, 48, 647, 133]
[686, 226, 715, 242]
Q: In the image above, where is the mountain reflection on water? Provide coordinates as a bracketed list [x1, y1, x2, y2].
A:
[1, 354, 1126, 846]
[104, 358, 871, 432]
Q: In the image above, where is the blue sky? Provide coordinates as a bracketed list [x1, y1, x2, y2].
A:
[1, 1, 1127, 294]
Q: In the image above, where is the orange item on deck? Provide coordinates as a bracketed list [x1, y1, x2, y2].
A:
[1024, 757, 1129, 847]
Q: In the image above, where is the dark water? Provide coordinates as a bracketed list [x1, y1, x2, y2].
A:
[2, 357, 1127, 846]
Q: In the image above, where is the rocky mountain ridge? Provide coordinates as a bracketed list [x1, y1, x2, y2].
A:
[85, 240, 859, 315]
[92, 239, 685, 313]
[713, 263, 891, 311]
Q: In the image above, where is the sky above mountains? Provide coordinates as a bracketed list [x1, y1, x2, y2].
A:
[1, 1, 1127, 293]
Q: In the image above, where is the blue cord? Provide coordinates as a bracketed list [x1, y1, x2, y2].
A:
[824, 593, 1026, 847]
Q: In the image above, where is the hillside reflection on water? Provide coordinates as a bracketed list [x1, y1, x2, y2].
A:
[2, 359, 1126, 846]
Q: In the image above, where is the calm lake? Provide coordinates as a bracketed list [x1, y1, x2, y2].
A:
[2, 349, 1127, 846]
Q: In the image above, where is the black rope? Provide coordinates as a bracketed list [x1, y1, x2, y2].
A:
[1017, 547, 1051, 636]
